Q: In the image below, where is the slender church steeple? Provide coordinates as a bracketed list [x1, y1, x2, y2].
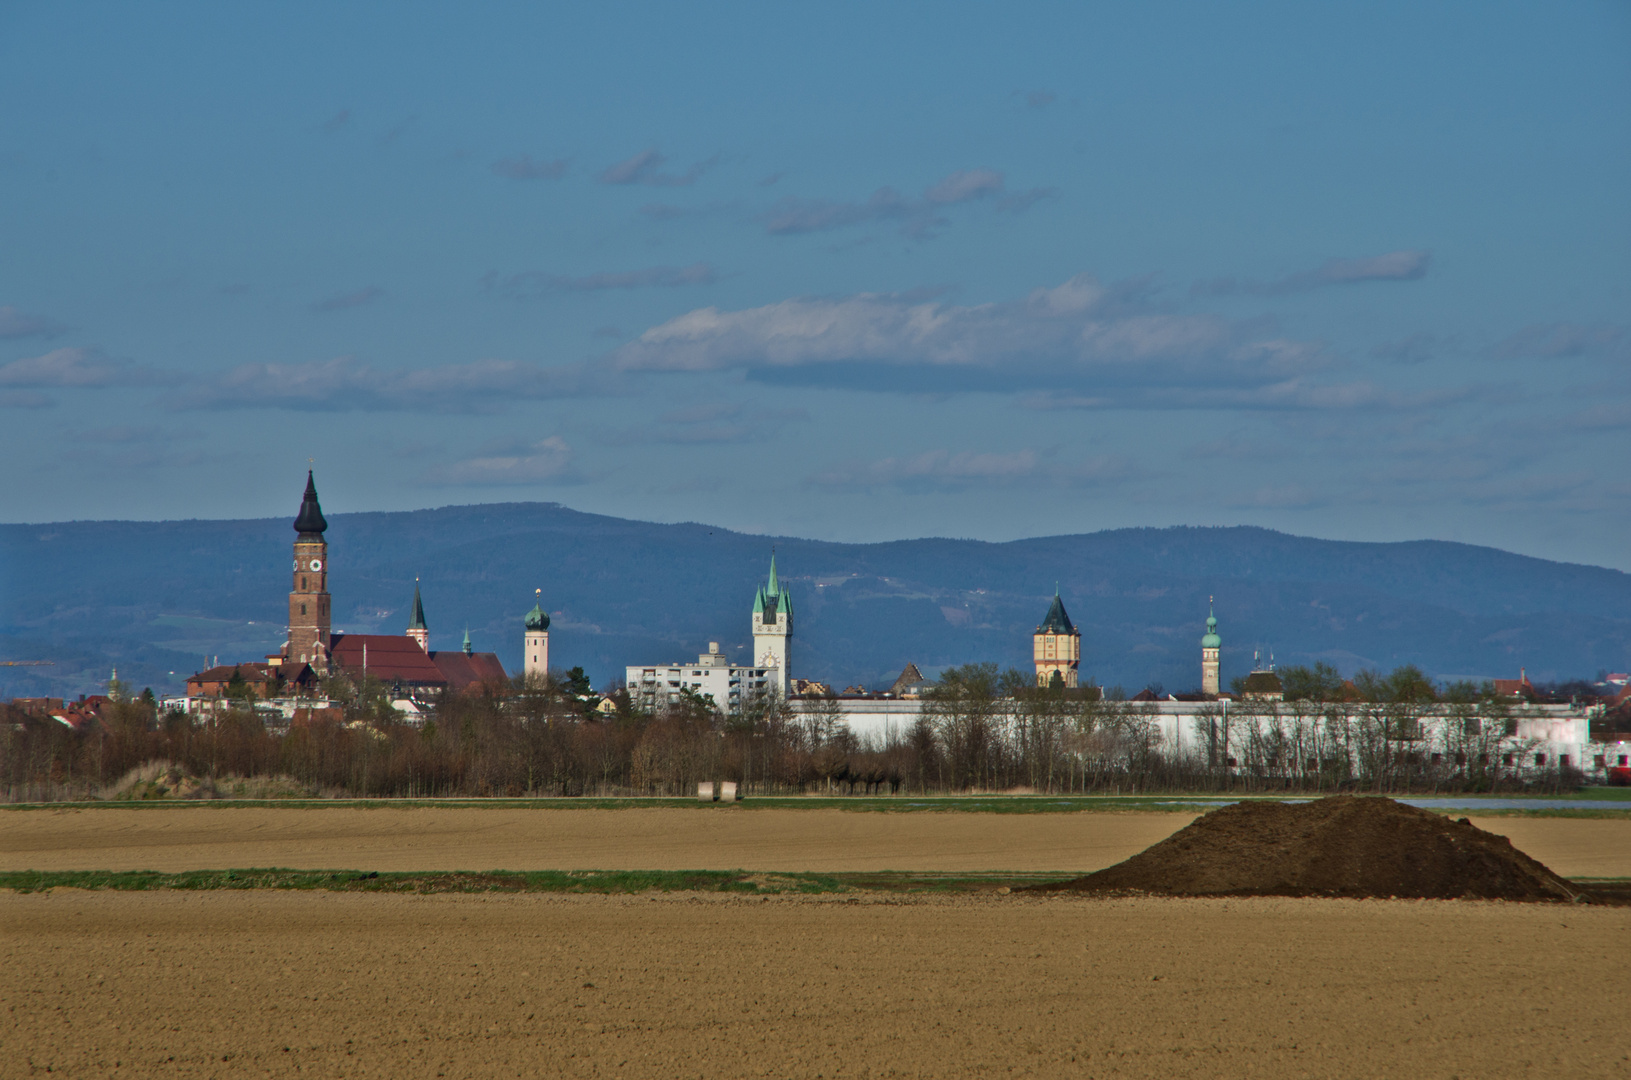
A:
[407, 579, 429, 651]
[285, 470, 332, 673]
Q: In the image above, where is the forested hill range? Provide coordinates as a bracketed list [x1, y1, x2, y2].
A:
[2, 501, 1629, 699]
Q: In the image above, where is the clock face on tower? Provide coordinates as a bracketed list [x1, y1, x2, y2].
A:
[293, 559, 299, 571]
[309, 559, 323, 572]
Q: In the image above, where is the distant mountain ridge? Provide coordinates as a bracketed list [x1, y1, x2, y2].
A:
[2, 501, 1628, 699]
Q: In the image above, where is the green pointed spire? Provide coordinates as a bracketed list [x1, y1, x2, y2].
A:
[752, 586, 766, 615]
[462, 627, 472, 655]
[407, 579, 427, 631]
[767, 552, 779, 596]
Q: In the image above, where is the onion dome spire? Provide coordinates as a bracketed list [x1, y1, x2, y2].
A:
[1201, 597, 1222, 649]
[524, 587, 550, 631]
[293, 470, 328, 538]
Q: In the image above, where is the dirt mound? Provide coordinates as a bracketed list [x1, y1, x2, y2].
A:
[1030, 796, 1582, 902]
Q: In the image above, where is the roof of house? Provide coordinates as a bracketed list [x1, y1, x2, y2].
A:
[329, 634, 446, 685]
[890, 662, 929, 695]
[1036, 589, 1076, 635]
[1241, 670, 1284, 693]
[189, 663, 273, 686]
[429, 650, 508, 691]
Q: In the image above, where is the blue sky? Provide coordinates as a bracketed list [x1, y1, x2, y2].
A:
[2, 1, 1628, 569]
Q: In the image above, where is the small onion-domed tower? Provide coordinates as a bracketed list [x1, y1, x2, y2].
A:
[523, 589, 550, 679]
[286, 470, 332, 673]
[1201, 599, 1222, 696]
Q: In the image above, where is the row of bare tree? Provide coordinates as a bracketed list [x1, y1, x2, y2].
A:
[0, 664, 1581, 801]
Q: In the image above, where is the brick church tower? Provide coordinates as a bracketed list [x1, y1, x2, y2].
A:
[285, 470, 332, 673]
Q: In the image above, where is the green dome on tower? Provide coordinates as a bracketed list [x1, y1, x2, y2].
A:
[524, 601, 550, 632]
[1201, 602, 1221, 649]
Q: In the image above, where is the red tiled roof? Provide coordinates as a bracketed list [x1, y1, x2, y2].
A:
[429, 651, 509, 691]
[329, 634, 446, 686]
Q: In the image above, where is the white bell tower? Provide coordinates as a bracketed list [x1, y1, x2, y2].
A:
[523, 588, 550, 679]
[750, 553, 791, 697]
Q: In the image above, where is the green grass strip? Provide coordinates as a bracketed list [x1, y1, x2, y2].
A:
[0, 868, 1064, 896]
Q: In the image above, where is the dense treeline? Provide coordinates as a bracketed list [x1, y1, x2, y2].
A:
[0, 664, 1596, 802]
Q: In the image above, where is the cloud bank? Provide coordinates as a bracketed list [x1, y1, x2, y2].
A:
[607, 272, 1359, 405]
[179, 355, 615, 413]
[763, 168, 1053, 238]
[422, 436, 582, 485]
[0, 305, 66, 340]
[597, 149, 715, 187]
[485, 262, 718, 298]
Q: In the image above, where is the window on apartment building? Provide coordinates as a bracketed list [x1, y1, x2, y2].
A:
[1477, 753, 1488, 766]
[1620, 755, 1630, 766]
[1305, 758, 1318, 772]
[1502, 754, 1515, 766]
[1595, 755, 1607, 768]
[1455, 752, 1467, 766]
[1559, 755, 1570, 768]
[1226, 757, 1237, 767]
[1534, 753, 1546, 767]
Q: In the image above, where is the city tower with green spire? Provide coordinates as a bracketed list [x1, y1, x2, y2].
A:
[523, 588, 550, 680]
[1201, 599, 1222, 696]
[750, 552, 792, 696]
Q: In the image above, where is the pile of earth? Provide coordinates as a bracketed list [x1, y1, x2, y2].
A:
[1028, 796, 1588, 902]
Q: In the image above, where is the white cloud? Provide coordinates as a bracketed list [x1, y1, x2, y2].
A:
[609, 272, 1322, 394]
[807, 448, 1139, 491]
[491, 154, 569, 180]
[924, 169, 1004, 205]
[1490, 322, 1624, 359]
[0, 347, 162, 388]
[313, 286, 383, 312]
[0, 390, 51, 409]
[179, 355, 617, 413]
[422, 436, 582, 485]
[486, 262, 717, 297]
[0, 305, 65, 340]
[1194, 250, 1432, 296]
[762, 167, 1039, 237]
[597, 149, 715, 187]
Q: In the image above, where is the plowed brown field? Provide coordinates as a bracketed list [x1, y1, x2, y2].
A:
[3, 806, 1627, 877]
[5, 889, 1627, 1079]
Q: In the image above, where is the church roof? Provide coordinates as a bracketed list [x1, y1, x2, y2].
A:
[429, 650, 508, 691]
[329, 634, 446, 686]
[1036, 589, 1076, 635]
[293, 470, 328, 537]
